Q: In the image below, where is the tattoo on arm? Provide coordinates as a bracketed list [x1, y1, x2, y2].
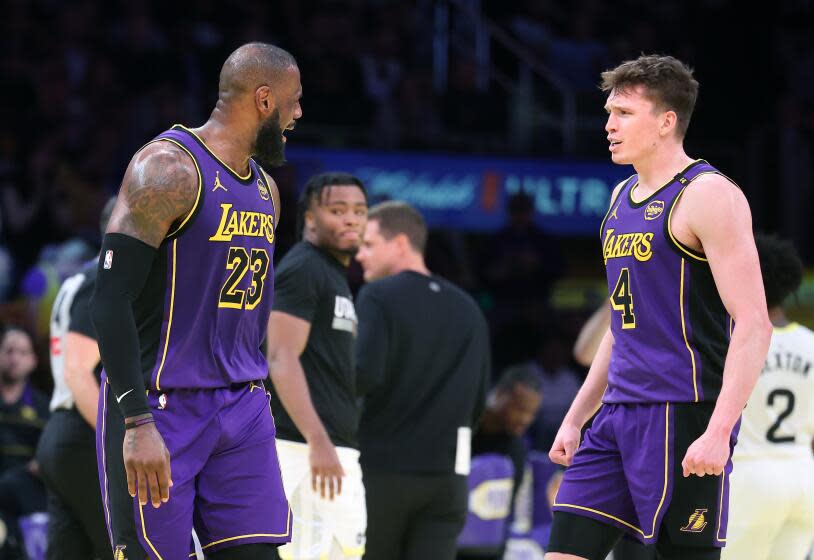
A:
[110, 142, 199, 247]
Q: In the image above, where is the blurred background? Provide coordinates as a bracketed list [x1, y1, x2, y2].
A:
[1, 0, 813, 397]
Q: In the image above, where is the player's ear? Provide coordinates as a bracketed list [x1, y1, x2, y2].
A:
[255, 85, 274, 116]
[660, 109, 678, 137]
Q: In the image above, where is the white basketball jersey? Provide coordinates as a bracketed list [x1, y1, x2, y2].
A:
[48, 271, 87, 412]
[734, 323, 814, 460]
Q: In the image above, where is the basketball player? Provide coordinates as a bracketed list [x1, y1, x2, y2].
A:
[722, 234, 814, 560]
[90, 42, 301, 559]
[36, 198, 116, 559]
[546, 55, 773, 560]
[266, 172, 368, 560]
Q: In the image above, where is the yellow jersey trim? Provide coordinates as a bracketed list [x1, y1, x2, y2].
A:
[100, 380, 114, 545]
[629, 159, 704, 206]
[260, 168, 278, 228]
[134, 137, 203, 239]
[680, 259, 700, 402]
[201, 507, 293, 549]
[159, 138, 202, 238]
[667, 185, 707, 262]
[138, 501, 164, 559]
[773, 322, 799, 333]
[716, 469, 727, 542]
[175, 124, 252, 180]
[154, 239, 177, 390]
[554, 403, 671, 539]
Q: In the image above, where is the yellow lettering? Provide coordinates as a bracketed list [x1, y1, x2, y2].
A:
[603, 229, 616, 262]
[209, 204, 235, 241]
[247, 214, 259, 237]
[619, 234, 633, 256]
[635, 233, 654, 262]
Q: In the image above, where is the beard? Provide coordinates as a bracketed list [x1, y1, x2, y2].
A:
[252, 109, 286, 168]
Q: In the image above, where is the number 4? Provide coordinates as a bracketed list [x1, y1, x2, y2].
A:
[611, 268, 636, 329]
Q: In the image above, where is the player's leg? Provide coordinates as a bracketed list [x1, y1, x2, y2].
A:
[768, 460, 814, 560]
[655, 403, 737, 560]
[546, 512, 623, 560]
[207, 543, 280, 559]
[194, 383, 292, 556]
[402, 474, 468, 560]
[719, 459, 779, 560]
[548, 405, 636, 559]
[362, 471, 413, 560]
[97, 377, 201, 559]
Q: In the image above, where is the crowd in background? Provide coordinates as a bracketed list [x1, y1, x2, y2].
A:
[0, 0, 812, 421]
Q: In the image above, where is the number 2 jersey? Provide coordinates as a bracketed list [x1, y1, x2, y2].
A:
[733, 323, 814, 460]
[129, 125, 277, 390]
[601, 159, 734, 403]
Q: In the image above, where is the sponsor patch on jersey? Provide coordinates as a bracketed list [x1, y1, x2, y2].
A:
[680, 508, 708, 533]
[257, 178, 270, 201]
[104, 250, 113, 269]
[114, 545, 127, 560]
[644, 200, 665, 220]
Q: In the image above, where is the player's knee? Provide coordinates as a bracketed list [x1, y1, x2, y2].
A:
[206, 543, 280, 560]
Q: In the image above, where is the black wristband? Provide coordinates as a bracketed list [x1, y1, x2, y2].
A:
[91, 233, 156, 418]
[124, 416, 156, 430]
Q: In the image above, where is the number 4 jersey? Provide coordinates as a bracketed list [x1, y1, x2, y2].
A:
[601, 160, 733, 403]
[130, 125, 277, 390]
[734, 323, 814, 460]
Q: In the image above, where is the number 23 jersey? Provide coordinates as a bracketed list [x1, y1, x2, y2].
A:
[132, 125, 277, 390]
[601, 160, 734, 404]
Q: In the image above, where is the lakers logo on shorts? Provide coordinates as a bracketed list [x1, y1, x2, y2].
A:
[680, 508, 708, 533]
[114, 545, 127, 560]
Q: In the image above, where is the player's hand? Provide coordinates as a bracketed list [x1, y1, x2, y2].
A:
[123, 416, 173, 508]
[309, 434, 345, 500]
[549, 422, 582, 467]
[681, 430, 730, 477]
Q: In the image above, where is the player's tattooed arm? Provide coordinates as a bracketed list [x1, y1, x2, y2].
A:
[106, 141, 199, 247]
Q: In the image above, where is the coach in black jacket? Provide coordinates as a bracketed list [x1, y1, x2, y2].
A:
[354, 201, 490, 560]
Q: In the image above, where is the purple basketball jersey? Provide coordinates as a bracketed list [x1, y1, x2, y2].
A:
[139, 125, 277, 390]
[601, 160, 733, 403]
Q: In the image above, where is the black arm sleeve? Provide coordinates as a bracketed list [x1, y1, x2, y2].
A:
[355, 287, 390, 396]
[90, 233, 156, 418]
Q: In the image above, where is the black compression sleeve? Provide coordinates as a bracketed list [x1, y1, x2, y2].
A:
[90, 233, 156, 419]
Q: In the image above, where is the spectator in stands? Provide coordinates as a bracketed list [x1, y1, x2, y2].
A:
[459, 365, 542, 560]
[0, 326, 49, 559]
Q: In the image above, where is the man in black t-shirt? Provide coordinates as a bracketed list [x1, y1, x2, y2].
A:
[354, 201, 491, 560]
[35, 198, 115, 559]
[267, 172, 368, 560]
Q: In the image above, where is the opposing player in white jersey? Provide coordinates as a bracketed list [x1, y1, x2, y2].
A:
[723, 233, 814, 560]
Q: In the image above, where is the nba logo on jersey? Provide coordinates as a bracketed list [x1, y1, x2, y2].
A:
[158, 393, 168, 410]
[104, 250, 113, 269]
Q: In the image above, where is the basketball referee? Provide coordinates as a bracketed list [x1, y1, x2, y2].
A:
[354, 201, 490, 560]
[36, 198, 116, 559]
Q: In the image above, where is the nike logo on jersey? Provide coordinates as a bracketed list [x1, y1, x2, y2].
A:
[116, 389, 134, 403]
